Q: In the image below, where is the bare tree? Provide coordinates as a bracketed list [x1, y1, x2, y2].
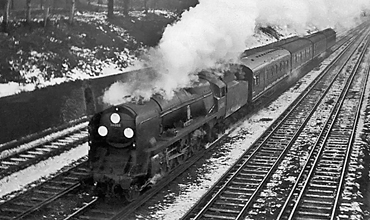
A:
[144, 0, 148, 14]
[123, 0, 129, 16]
[52, 0, 56, 10]
[26, 0, 32, 23]
[107, 0, 114, 18]
[44, 0, 50, 27]
[1, 0, 11, 32]
[69, 0, 75, 24]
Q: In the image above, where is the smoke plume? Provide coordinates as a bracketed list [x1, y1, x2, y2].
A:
[103, 0, 370, 105]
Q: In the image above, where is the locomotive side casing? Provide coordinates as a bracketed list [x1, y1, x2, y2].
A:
[218, 65, 250, 118]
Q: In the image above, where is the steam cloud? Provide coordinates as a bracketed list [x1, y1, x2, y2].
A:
[103, 0, 370, 105]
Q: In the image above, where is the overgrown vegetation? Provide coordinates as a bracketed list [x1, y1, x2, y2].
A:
[0, 0, 198, 84]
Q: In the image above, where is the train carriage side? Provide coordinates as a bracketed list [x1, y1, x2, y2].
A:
[305, 32, 327, 58]
[240, 49, 291, 101]
[321, 28, 336, 49]
[279, 38, 313, 71]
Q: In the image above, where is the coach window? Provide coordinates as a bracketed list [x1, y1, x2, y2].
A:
[255, 75, 260, 85]
[271, 66, 274, 76]
[220, 87, 226, 97]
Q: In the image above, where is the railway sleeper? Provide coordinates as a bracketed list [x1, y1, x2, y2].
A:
[319, 157, 345, 162]
[315, 170, 341, 176]
[259, 148, 281, 154]
[307, 188, 335, 195]
[203, 213, 236, 220]
[42, 184, 68, 191]
[249, 161, 274, 167]
[215, 200, 245, 207]
[311, 180, 338, 187]
[322, 148, 346, 153]
[69, 170, 89, 176]
[219, 195, 250, 202]
[316, 166, 342, 172]
[63, 176, 80, 181]
[224, 189, 254, 196]
[303, 198, 333, 205]
[9, 157, 27, 162]
[236, 172, 267, 180]
[305, 193, 334, 199]
[235, 176, 264, 183]
[49, 179, 76, 185]
[300, 203, 332, 210]
[44, 144, 62, 149]
[0, 164, 9, 169]
[9, 201, 34, 207]
[309, 183, 337, 189]
[27, 150, 44, 155]
[18, 154, 36, 158]
[1, 206, 26, 213]
[244, 164, 271, 170]
[209, 207, 240, 214]
[228, 185, 258, 192]
[239, 170, 267, 176]
[254, 154, 275, 159]
[252, 158, 274, 164]
[33, 188, 59, 194]
[297, 210, 331, 218]
[89, 209, 117, 215]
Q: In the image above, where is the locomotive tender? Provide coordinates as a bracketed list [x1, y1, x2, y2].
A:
[87, 28, 336, 200]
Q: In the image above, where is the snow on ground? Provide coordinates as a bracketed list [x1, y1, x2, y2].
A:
[0, 143, 88, 203]
[0, 121, 88, 160]
[131, 50, 342, 219]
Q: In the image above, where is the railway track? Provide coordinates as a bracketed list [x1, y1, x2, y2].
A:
[181, 27, 370, 220]
[0, 158, 89, 220]
[275, 36, 370, 220]
[0, 121, 88, 180]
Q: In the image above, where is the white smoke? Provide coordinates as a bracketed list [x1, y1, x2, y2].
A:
[103, 0, 370, 105]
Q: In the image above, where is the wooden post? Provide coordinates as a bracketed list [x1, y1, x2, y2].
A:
[2, 0, 11, 32]
[44, 0, 50, 27]
[69, 0, 75, 24]
[26, 0, 32, 23]
[123, 0, 129, 16]
[107, 0, 114, 18]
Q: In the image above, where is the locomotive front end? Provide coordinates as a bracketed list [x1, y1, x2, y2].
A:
[88, 105, 139, 197]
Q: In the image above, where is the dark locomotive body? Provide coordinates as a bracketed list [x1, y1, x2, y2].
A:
[87, 28, 336, 200]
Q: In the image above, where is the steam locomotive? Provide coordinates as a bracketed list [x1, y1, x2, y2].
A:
[87, 28, 336, 200]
